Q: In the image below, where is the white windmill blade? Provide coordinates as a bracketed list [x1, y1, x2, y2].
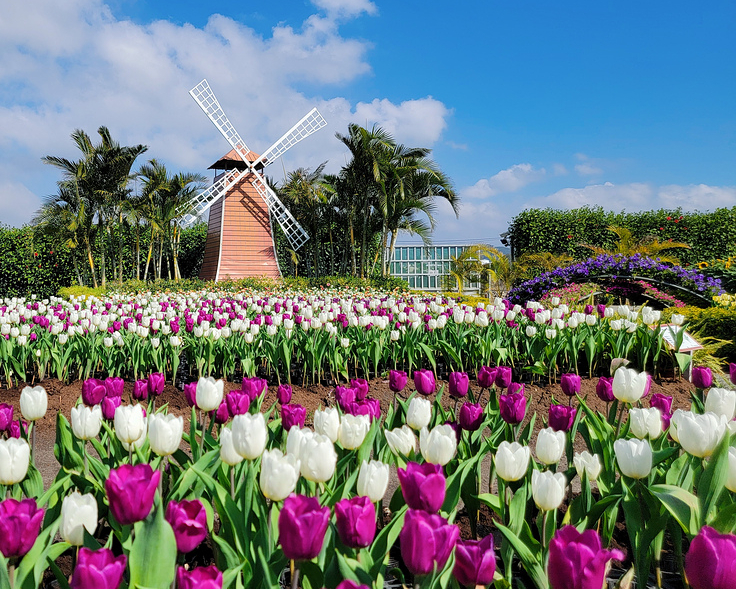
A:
[179, 168, 246, 228]
[249, 173, 310, 251]
[189, 79, 253, 164]
[254, 107, 327, 169]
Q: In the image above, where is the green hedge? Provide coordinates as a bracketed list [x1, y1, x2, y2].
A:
[506, 206, 736, 266]
[661, 306, 736, 362]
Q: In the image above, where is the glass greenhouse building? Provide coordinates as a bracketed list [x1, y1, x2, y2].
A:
[387, 244, 481, 292]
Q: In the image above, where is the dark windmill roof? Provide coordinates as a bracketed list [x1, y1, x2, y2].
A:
[208, 148, 266, 171]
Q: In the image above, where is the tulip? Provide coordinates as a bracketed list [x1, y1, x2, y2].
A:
[183, 382, 197, 407]
[165, 499, 207, 553]
[477, 366, 497, 389]
[642, 374, 652, 398]
[148, 413, 184, 456]
[282, 404, 307, 431]
[397, 461, 446, 512]
[0, 403, 13, 431]
[286, 426, 314, 460]
[453, 535, 496, 587]
[299, 433, 337, 482]
[104, 376, 124, 398]
[61, 491, 98, 546]
[260, 449, 300, 501]
[536, 427, 566, 465]
[649, 393, 673, 422]
[70, 547, 127, 589]
[458, 402, 484, 431]
[549, 404, 576, 432]
[400, 509, 459, 576]
[499, 393, 526, 424]
[101, 396, 121, 421]
[614, 438, 652, 479]
[385, 425, 416, 456]
[705, 388, 736, 421]
[413, 369, 436, 396]
[82, 378, 107, 406]
[72, 404, 103, 440]
[612, 367, 648, 403]
[548, 526, 625, 589]
[338, 413, 371, 450]
[685, 526, 736, 589]
[8, 420, 26, 440]
[628, 407, 663, 439]
[726, 448, 736, 493]
[560, 373, 581, 397]
[692, 366, 713, 389]
[314, 407, 340, 442]
[225, 391, 251, 417]
[595, 376, 614, 402]
[449, 372, 469, 398]
[0, 438, 30, 485]
[20, 385, 47, 421]
[231, 412, 267, 460]
[241, 377, 267, 402]
[357, 459, 390, 502]
[495, 441, 530, 482]
[335, 386, 356, 411]
[147, 372, 165, 397]
[196, 377, 224, 412]
[278, 494, 330, 560]
[573, 451, 603, 482]
[176, 566, 223, 589]
[531, 470, 566, 511]
[495, 366, 512, 389]
[132, 379, 148, 401]
[0, 498, 44, 559]
[214, 401, 229, 425]
[277, 384, 292, 405]
[730, 363, 736, 386]
[105, 463, 160, 525]
[335, 582, 369, 589]
[335, 496, 376, 548]
[389, 370, 408, 393]
[113, 404, 146, 445]
[677, 411, 727, 458]
[406, 397, 432, 430]
[350, 378, 369, 401]
[420, 424, 457, 465]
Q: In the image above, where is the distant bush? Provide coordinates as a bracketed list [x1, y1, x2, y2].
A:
[661, 305, 736, 362]
[57, 286, 106, 300]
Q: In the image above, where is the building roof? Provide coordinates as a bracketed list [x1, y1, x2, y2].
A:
[208, 148, 265, 171]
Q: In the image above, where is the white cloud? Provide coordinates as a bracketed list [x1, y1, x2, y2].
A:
[525, 181, 653, 210]
[311, 0, 378, 17]
[353, 97, 450, 145]
[0, 182, 42, 227]
[463, 163, 546, 199]
[446, 140, 468, 151]
[574, 162, 603, 176]
[552, 163, 568, 176]
[658, 184, 736, 209]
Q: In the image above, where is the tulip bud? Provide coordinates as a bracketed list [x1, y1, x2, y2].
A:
[595, 376, 614, 402]
[165, 499, 207, 553]
[338, 414, 371, 450]
[389, 370, 408, 393]
[20, 385, 47, 421]
[314, 407, 340, 442]
[0, 403, 14, 431]
[219, 427, 243, 466]
[335, 496, 376, 548]
[495, 366, 512, 389]
[413, 369, 436, 396]
[406, 397, 432, 430]
[548, 404, 576, 432]
[82, 378, 106, 406]
[70, 547, 127, 589]
[147, 372, 165, 397]
[400, 509, 459, 576]
[132, 379, 148, 401]
[113, 404, 147, 445]
[548, 526, 624, 589]
[448, 372, 469, 398]
[560, 373, 581, 397]
[676, 411, 727, 458]
[573, 451, 602, 482]
[282, 404, 307, 431]
[104, 377, 124, 398]
[105, 464, 160, 525]
[614, 438, 652, 479]
[531, 470, 566, 511]
[725, 447, 736, 493]
[277, 384, 292, 405]
[494, 441, 530, 482]
[176, 566, 222, 589]
[260, 449, 300, 501]
[628, 407, 663, 439]
[196, 377, 224, 412]
[499, 393, 526, 425]
[458, 402, 484, 431]
[612, 367, 648, 404]
[535, 427, 566, 465]
[477, 366, 497, 389]
[0, 438, 30, 485]
[691, 366, 713, 389]
[453, 535, 496, 587]
[231, 412, 267, 460]
[278, 494, 330, 560]
[704, 388, 736, 421]
[397, 461, 445, 512]
[357, 459, 389, 502]
[148, 413, 184, 456]
[224, 391, 250, 417]
[385, 425, 416, 456]
[420, 424, 457, 465]
[299, 433, 337, 482]
[684, 526, 736, 589]
[101, 396, 121, 421]
[60, 492, 98, 546]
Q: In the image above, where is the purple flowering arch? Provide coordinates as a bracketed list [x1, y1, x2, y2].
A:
[507, 254, 724, 305]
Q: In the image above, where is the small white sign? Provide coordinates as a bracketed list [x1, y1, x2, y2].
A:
[659, 324, 703, 352]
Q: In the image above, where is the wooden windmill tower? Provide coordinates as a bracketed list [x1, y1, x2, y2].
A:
[182, 79, 326, 280]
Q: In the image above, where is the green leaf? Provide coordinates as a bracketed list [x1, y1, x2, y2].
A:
[649, 484, 701, 536]
[128, 503, 177, 589]
[708, 502, 736, 534]
[495, 523, 548, 589]
[699, 432, 731, 524]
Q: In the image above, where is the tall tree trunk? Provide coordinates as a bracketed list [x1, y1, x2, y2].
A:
[349, 214, 356, 277]
[157, 239, 163, 280]
[387, 230, 398, 273]
[135, 227, 141, 281]
[98, 218, 106, 288]
[328, 221, 335, 275]
[143, 228, 154, 281]
[85, 241, 98, 288]
[72, 254, 83, 286]
[378, 227, 388, 277]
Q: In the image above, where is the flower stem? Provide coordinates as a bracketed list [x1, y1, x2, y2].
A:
[230, 467, 235, 501]
[290, 561, 300, 589]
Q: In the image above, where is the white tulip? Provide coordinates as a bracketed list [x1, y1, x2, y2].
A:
[727, 447, 736, 493]
[573, 451, 603, 481]
[299, 433, 337, 483]
[338, 414, 371, 450]
[219, 427, 244, 466]
[531, 470, 566, 511]
[420, 424, 457, 465]
[406, 397, 432, 431]
[612, 367, 648, 404]
[286, 426, 314, 460]
[0, 438, 30, 485]
[148, 413, 184, 456]
[114, 404, 147, 445]
[260, 449, 300, 501]
[628, 407, 663, 439]
[357, 460, 390, 502]
[314, 407, 340, 443]
[20, 385, 47, 421]
[71, 405, 103, 440]
[196, 376, 224, 412]
[231, 412, 268, 460]
[705, 388, 736, 421]
[495, 441, 531, 482]
[676, 411, 727, 458]
[535, 428, 566, 465]
[614, 438, 652, 479]
[385, 425, 416, 456]
[60, 491, 98, 546]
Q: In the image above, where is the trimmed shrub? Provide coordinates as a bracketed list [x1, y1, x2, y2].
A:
[661, 306, 736, 362]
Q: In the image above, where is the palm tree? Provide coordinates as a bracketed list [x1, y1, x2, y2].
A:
[580, 225, 690, 264]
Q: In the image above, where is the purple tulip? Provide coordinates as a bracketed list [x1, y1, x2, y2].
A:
[277, 384, 292, 405]
[453, 535, 496, 587]
[389, 370, 408, 393]
[105, 464, 160, 526]
[350, 378, 369, 401]
[278, 494, 330, 561]
[8, 420, 26, 439]
[400, 509, 459, 576]
[104, 377, 124, 398]
[176, 566, 223, 589]
[413, 369, 436, 396]
[165, 499, 208, 553]
[494, 366, 512, 389]
[692, 366, 713, 390]
[642, 374, 653, 398]
[0, 403, 13, 431]
[596, 304, 606, 318]
[730, 363, 736, 386]
[458, 402, 484, 431]
[548, 525, 625, 589]
[347, 397, 381, 420]
[101, 396, 122, 421]
[0, 498, 45, 559]
[147, 373, 165, 397]
[241, 377, 268, 403]
[225, 391, 251, 416]
[499, 393, 526, 425]
[282, 404, 307, 431]
[445, 420, 462, 443]
[183, 382, 197, 407]
[335, 386, 357, 411]
[449, 372, 470, 398]
[70, 548, 127, 589]
[335, 582, 370, 589]
[649, 393, 673, 417]
[508, 382, 525, 395]
[397, 462, 446, 513]
[685, 526, 736, 589]
[560, 373, 582, 397]
[82, 378, 107, 406]
[584, 304, 594, 315]
[595, 377, 614, 403]
[132, 379, 148, 401]
[549, 405, 577, 432]
[477, 366, 498, 389]
[214, 401, 230, 425]
[334, 496, 376, 548]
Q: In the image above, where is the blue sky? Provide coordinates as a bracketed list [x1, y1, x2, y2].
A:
[1, 0, 734, 246]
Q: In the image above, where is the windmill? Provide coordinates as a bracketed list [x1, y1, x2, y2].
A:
[183, 79, 327, 280]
